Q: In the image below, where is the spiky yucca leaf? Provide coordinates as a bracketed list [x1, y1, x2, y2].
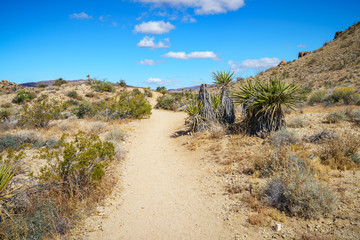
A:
[232, 77, 303, 135]
[0, 162, 19, 218]
[211, 94, 222, 110]
[213, 70, 235, 89]
[185, 98, 204, 132]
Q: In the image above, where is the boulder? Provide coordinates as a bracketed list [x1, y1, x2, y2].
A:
[334, 31, 343, 39]
[298, 51, 310, 58]
[278, 59, 286, 66]
[0, 80, 23, 93]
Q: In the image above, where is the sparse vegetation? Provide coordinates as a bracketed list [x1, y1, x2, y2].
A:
[91, 80, 116, 93]
[308, 90, 327, 105]
[12, 91, 36, 104]
[53, 78, 67, 86]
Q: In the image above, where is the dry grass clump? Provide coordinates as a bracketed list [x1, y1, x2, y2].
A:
[89, 121, 108, 134]
[325, 111, 345, 123]
[306, 130, 334, 143]
[208, 123, 226, 139]
[0, 131, 44, 152]
[104, 129, 126, 142]
[318, 133, 360, 170]
[58, 121, 72, 131]
[269, 128, 300, 146]
[287, 116, 308, 128]
[263, 157, 337, 219]
[308, 90, 327, 105]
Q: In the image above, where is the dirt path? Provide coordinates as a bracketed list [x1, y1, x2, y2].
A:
[85, 108, 234, 240]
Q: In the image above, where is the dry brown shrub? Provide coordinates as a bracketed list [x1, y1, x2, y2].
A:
[248, 213, 271, 226]
[318, 133, 360, 170]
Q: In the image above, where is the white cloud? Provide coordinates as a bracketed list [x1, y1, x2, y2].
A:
[162, 51, 217, 60]
[182, 15, 197, 23]
[69, 12, 92, 20]
[297, 44, 307, 48]
[134, 21, 175, 34]
[136, 59, 165, 65]
[135, 0, 245, 15]
[228, 57, 281, 73]
[146, 77, 171, 85]
[137, 36, 170, 49]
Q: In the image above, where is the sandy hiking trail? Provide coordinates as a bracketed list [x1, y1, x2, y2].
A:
[84, 106, 235, 240]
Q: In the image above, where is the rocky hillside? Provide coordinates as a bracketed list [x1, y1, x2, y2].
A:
[243, 22, 360, 89]
[0, 80, 23, 93]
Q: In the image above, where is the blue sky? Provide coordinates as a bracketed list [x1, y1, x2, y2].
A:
[0, 0, 359, 88]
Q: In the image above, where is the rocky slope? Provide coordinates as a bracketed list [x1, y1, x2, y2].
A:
[241, 22, 360, 89]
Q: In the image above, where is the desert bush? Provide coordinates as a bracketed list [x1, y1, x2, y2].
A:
[12, 91, 36, 104]
[66, 91, 82, 100]
[329, 87, 360, 105]
[155, 96, 179, 111]
[156, 86, 167, 95]
[85, 92, 95, 98]
[0, 131, 56, 152]
[103, 91, 152, 119]
[37, 83, 47, 88]
[53, 78, 67, 86]
[18, 99, 62, 127]
[118, 80, 126, 87]
[91, 80, 115, 93]
[345, 109, 360, 125]
[308, 90, 327, 105]
[307, 130, 333, 143]
[287, 116, 307, 128]
[58, 121, 72, 131]
[144, 87, 153, 97]
[325, 111, 345, 123]
[104, 129, 126, 142]
[1, 103, 12, 108]
[232, 77, 304, 136]
[270, 128, 300, 146]
[263, 157, 337, 219]
[89, 121, 108, 134]
[38, 131, 115, 193]
[72, 100, 95, 119]
[0, 109, 11, 122]
[318, 133, 360, 170]
[132, 88, 142, 95]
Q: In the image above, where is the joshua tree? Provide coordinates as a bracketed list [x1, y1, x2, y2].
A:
[232, 76, 303, 137]
[212, 71, 235, 124]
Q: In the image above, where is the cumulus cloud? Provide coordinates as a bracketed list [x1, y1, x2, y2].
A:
[135, 0, 245, 15]
[297, 44, 307, 48]
[137, 36, 170, 49]
[134, 21, 175, 34]
[136, 59, 165, 65]
[69, 12, 92, 20]
[162, 51, 217, 60]
[228, 57, 281, 73]
[181, 15, 197, 23]
[146, 77, 171, 85]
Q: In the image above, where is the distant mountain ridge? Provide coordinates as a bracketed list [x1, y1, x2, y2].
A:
[20, 79, 88, 88]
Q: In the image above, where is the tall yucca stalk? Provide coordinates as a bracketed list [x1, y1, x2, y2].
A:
[0, 162, 19, 219]
[185, 98, 204, 132]
[232, 77, 303, 136]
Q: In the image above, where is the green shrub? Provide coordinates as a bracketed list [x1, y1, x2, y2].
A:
[12, 91, 36, 104]
[85, 92, 95, 98]
[308, 90, 327, 105]
[0, 131, 56, 152]
[0, 161, 19, 217]
[325, 111, 345, 123]
[37, 83, 47, 88]
[53, 78, 67, 86]
[144, 87, 153, 98]
[118, 80, 126, 87]
[66, 91, 81, 100]
[156, 86, 167, 95]
[103, 91, 152, 119]
[91, 80, 115, 93]
[269, 128, 300, 146]
[39, 131, 115, 193]
[72, 101, 95, 119]
[155, 96, 179, 111]
[264, 157, 337, 219]
[18, 99, 62, 127]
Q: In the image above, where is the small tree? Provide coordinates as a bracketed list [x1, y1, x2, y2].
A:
[232, 77, 303, 136]
[118, 80, 126, 87]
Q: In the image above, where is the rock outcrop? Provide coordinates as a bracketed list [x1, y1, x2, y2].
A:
[298, 51, 310, 58]
[0, 80, 22, 93]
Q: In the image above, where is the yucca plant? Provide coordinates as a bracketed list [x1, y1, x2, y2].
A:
[185, 98, 204, 132]
[211, 94, 222, 118]
[213, 70, 235, 90]
[0, 162, 19, 219]
[232, 77, 303, 136]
